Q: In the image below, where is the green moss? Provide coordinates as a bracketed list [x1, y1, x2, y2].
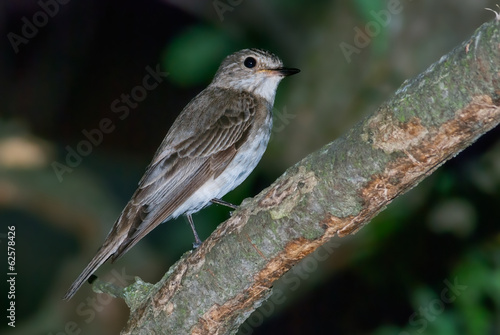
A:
[300, 220, 324, 240]
[123, 278, 154, 311]
[269, 219, 280, 236]
[398, 112, 406, 122]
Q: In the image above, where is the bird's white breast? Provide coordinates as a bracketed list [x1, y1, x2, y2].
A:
[171, 113, 273, 218]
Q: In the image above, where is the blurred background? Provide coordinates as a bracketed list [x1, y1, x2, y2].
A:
[1, 0, 499, 334]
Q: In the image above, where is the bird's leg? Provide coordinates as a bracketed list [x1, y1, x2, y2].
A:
[187, 214, 202, 248]
[210, 198, 237, 209]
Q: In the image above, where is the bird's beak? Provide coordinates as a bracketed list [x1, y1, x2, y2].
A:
[276, 67, 300, 77]
[262, 67, 301, 77]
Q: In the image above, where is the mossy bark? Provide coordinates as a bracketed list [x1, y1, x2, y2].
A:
[118, 20, 500, 335]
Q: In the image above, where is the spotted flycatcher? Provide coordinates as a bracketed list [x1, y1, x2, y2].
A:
[64, 48, 299, 300]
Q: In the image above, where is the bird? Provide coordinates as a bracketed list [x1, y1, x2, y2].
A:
[63, 48, 300, 300]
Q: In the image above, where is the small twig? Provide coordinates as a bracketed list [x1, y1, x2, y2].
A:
[89, 274, 126, 298]
[485, 4, 500, 22]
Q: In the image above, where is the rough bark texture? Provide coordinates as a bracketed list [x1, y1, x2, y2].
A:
[119, 20, 500, 334]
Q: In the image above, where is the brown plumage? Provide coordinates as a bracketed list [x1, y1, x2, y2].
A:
[64, 49, 299, 300]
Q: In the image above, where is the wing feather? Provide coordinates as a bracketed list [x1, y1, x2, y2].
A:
[109, 89, 259, 260]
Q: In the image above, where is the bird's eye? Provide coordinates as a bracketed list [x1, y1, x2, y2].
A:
[244, 57, 256, 68]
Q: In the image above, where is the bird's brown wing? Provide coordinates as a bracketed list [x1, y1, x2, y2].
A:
[111, 90, 258, 260]
[63, 89, 258, 300]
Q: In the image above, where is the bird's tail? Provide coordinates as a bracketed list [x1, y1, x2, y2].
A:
[63, 241, 119, 300]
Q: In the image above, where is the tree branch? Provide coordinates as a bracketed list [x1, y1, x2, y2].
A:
[119, 20, 500, 334]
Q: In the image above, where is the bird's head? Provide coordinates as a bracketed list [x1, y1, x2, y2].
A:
[211, 48, 300, 103]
